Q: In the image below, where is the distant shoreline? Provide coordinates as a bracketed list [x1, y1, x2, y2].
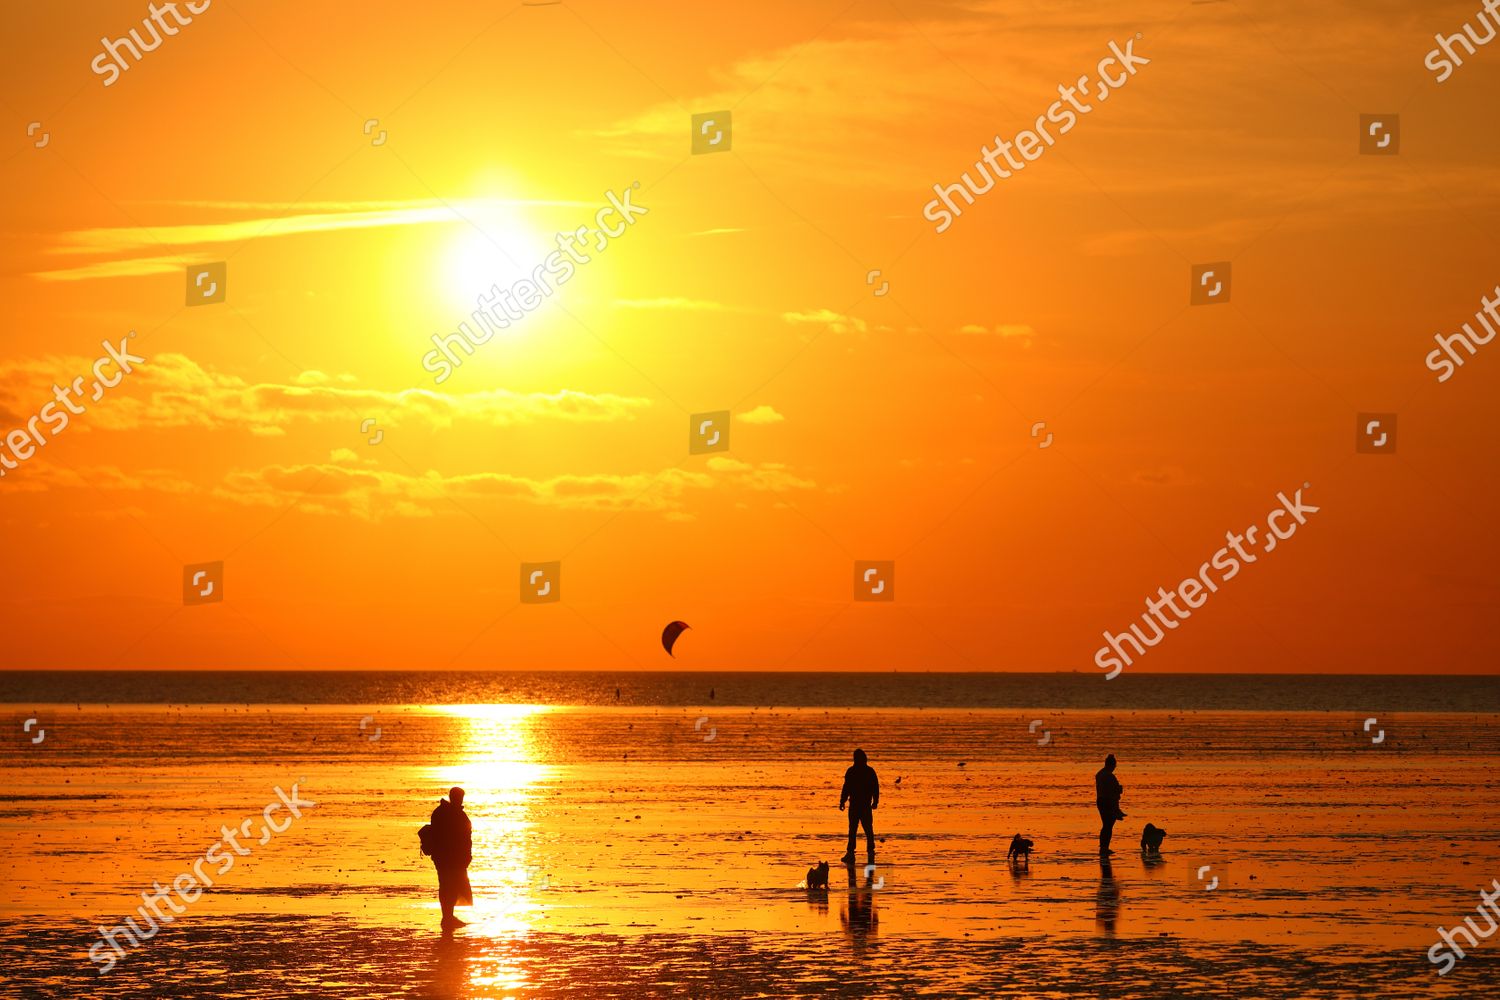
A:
[3, 670, 1496, 713]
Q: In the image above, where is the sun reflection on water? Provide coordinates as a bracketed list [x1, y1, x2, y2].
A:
[426, 705, 553, 939]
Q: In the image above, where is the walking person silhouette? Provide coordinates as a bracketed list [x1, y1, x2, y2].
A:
[426, 786, 473, 929]
[839, 748, 880, 866]
[1094, 754, 1126, 855]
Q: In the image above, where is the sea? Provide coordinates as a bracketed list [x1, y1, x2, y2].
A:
[1, 671, 1496, 998]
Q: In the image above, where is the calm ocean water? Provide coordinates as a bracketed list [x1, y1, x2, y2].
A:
[1, 670, 1495, 711]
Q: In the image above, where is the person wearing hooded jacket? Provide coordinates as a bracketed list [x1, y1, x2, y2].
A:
[839, 748, 880, 866]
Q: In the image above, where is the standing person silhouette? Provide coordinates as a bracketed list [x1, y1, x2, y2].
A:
[839, 748, 880, 866]
[1094, 755, 1125, 855]
[430, 786, 473, 929]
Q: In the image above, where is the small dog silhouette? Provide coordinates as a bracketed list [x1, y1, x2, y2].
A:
[1007, 834, 1034, 862]
[805, 861, 830, 889]
[1140, 823, 1167, 854]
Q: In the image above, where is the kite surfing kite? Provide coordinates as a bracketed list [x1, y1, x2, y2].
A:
[661, 620, 691, 657]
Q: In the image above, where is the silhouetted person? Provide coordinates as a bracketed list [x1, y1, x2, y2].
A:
[839, 748, 879, 865]
[430, 786, 473, 929]
[1095, 754, 1125, 855]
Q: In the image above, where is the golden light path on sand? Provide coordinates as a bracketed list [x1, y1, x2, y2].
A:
[430, 704, 554, 944]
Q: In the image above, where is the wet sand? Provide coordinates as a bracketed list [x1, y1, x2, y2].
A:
[3, 705, 1498, 996]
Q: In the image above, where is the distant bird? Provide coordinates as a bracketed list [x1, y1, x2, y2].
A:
[661, 620, 691, 657]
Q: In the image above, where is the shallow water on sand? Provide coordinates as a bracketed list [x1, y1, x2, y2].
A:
[2, 705, 1498, 997]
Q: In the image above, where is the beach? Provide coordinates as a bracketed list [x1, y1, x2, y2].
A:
[2, 674, 1498, 997]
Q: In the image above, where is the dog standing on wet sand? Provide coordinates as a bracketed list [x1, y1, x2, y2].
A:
[805, 861, 830, 890]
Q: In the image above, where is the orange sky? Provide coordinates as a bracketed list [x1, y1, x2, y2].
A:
[2, 0, 1497, 672]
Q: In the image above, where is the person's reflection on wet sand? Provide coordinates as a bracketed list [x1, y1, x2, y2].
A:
[1095, 858, 1121, 936]
[840, 863, 879, 954]
[427, 927, 471, 995]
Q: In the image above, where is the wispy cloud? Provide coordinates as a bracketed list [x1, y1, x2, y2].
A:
[956, 323, 1037, 346]
[31, 198, 575, 282]
[781, 309, 867, 334]
[614, 297, 740, 312]
[739, 404, 785, 425]
[0, 353, 652, 433]
[31, 255, 189, 282]
[30, 450, 817, 521]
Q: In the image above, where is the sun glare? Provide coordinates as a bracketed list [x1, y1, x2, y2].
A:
[427, 704, 553, 932]
[430, 703, 551, 796]
[437, 201, 544, 315]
